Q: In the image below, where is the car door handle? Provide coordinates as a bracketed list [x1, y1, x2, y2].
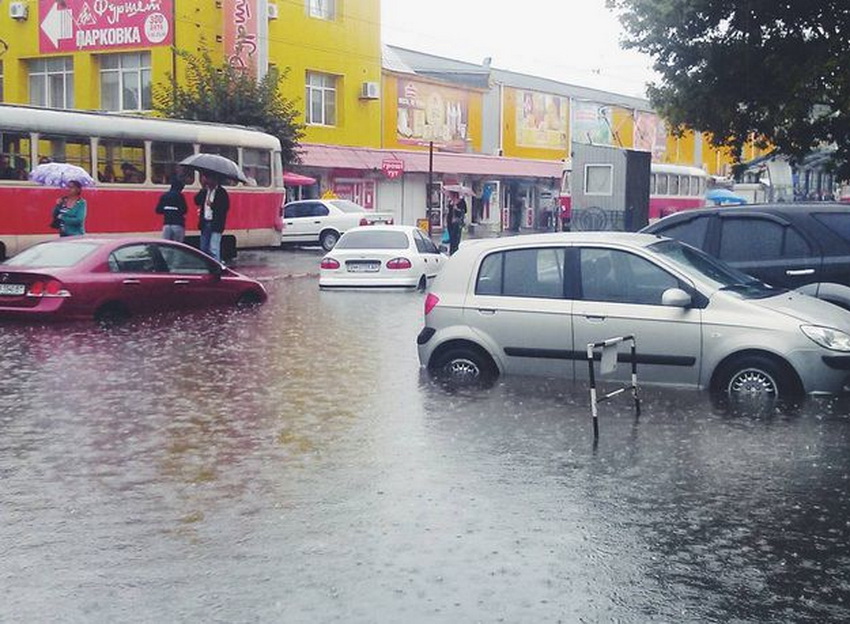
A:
[173, 280, 190, 285]
[478, 308, 496, 315]
[786, 268, 815, 276]
[122, 279, 141, 285]
[584, 315, 606, 322]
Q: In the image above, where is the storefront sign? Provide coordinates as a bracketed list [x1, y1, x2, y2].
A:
[223, 0, 259, 74]
[515, 90, 569, 150]
[572, 101, 613, 146]
[39, 0, 173, 53]
[634, 111, 667, 161]
[381, 159, 404, 180]
[397, 80, 469, 152]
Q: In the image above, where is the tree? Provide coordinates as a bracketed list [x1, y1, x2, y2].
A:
[154, 48, 304, 169]
[609, 0, 850, 178]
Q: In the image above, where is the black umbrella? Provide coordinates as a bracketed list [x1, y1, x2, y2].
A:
[180, 153, 248, 184]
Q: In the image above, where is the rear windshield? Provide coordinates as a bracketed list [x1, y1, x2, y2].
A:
[335, 230, 409, 250]
[812, 212, 850, 244]
[329, 200, 366, 214]
[6, 242, 100, 268]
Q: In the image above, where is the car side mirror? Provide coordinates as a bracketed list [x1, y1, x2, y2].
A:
[661, 287, 692, 308]
[210, 262, 223, 280]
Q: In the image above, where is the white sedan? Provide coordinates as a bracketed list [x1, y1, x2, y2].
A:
[281, 199, 394, 251]
[319, 225, 448, 290]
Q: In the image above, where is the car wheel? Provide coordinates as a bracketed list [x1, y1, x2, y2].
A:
[236, 290, 263, 308]
[713, 355, 800, 399]
[320, 230, 340, 251]
[94, 302, 130, 326]
[417, 275, 427, 292]
[430, 345, 498, 387]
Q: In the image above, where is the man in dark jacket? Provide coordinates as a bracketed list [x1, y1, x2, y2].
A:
[155, 174, 188, 242]
[194, 172, 229, 262]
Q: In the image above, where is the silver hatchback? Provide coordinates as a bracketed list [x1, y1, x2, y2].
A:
[417, 232, 850, 397]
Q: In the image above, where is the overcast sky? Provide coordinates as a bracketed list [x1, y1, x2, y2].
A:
[381, 0, 659, 99]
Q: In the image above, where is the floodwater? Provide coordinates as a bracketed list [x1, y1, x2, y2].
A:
[2, 248, 850, 623]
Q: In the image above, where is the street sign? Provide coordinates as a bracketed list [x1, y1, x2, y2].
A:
[381, 159, 404, 180]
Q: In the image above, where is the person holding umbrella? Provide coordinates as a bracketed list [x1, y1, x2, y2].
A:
[445, 190, 467, 255]
[52, 180, 87, 237]
[194, 171, 229, 262]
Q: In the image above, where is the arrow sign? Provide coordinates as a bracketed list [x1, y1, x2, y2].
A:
[41, 3, 73, 49]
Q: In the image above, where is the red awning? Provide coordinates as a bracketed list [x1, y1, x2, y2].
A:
[298, 143, 563, 179]
[283, 171, 317, 186]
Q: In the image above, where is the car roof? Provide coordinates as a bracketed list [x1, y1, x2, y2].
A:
[644, 202, 850, 228]
[458, 231, 664, 253]
[341, 224, 416, 234]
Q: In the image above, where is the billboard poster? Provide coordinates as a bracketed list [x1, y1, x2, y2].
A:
[515, 90, 568, 150]
[39, 0, 174, 53]
[572, 100, 613, 146]
[634, 111, 667, 161]
[397, 80, 469, 152]
[223, 0, 259, 75]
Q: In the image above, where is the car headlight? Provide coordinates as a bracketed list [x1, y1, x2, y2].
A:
[801, 325, 850, 351]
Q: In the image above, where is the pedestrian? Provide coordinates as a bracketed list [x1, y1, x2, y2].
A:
[446, 190, 467, 255]
[195, 171, 229, 262]
[52, 180, 87, 237]
[156, 173, 188, 242]
[0, 154, 16, 180]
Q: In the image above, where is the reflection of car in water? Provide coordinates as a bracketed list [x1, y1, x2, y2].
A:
[418, 232, 850, 399]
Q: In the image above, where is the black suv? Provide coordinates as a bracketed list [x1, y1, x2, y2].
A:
[641, 203, 850, 309]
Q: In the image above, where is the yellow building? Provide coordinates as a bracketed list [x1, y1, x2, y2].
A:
[0, 0, 382, 149]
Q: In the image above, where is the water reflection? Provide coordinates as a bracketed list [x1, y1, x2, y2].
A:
[1, 260, 849, 622]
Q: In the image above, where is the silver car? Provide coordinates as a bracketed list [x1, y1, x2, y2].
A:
[417, 232, 850, 397]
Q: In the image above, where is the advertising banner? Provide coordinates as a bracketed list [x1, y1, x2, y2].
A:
[572, 101, 613, 146]
[515, 90, 568, 150]
[39, 0, 173, 53]
[397, 80, 469, 152]
[634, 111, 667, 161]
[223, 0, 259, 75]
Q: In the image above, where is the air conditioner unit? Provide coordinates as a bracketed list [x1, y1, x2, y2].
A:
[267, 3, 279, 19]
[360, 81, 380, 100]
[9, 2, 28, 20]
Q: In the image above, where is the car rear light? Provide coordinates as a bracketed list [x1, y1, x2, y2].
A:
[386, 257, 412, 270]
[359, 217, 369, 226]
[424, 293, 440, 315]
[388, 218, 394, 224]
[320, 257, 340, 270]
[27, 279, 70, 298]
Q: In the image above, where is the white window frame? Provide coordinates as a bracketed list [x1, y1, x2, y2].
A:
[584, 164, 614, 196]
[28, 57, 75, 109]
[307, 0, 335, 19]
[305, 71, 337, 126]
[99, 52, 152, 112]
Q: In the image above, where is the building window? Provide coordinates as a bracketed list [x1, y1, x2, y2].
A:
[100, 52, 151, 112]
[305, 72, 337, 126]
[28, 57, 75, 109]
[307, 0, 335, 19]
[584, 164, 613, 196]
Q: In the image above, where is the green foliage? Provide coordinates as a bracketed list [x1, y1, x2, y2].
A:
[153, 48, 304, 169]
[610, 0, 850, 177]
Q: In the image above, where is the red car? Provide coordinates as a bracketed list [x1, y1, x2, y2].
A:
[0, 237, 267, 323]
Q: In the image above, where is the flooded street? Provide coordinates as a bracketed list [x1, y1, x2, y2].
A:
[2, 248, 850, 623]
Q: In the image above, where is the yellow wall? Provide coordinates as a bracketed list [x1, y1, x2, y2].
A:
[381, 73, 483, 153]
[610, 107, 635, 149]
[0, 1, 381, 147]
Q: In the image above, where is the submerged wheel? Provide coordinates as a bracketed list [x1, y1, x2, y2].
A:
[430, 345, 498, 387]
[713, 355, 800, 399]
[320, 230, 340, 251]
[94, 302, 130, 326]
[236, 290, 263, 308]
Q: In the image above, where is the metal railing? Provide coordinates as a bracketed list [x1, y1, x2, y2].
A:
[587, 335, 641, 441]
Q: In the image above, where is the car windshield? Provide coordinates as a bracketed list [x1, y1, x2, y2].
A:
[329, 200, 366, 214]
[335, 230, 409, 250]
[5, 241, 100, 268]
[649, 239, 783, 298]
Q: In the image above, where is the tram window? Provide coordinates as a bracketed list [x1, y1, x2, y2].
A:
[242, 148, 271, 187]
[649, 173, 657, 195]
[656, 174, 669, 195]
[681, 176, 691, 196]
[152, 141, 194, 185]
[38, 135, 92, 173]
[98, 139, 145, 183]
[0, 132, 31, 180]
[670, 174, 680, 195]
[200, 144, 239, 186]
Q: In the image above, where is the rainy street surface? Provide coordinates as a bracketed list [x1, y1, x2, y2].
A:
[2, 246, 850, 623]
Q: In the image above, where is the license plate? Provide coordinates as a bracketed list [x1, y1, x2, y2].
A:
[347, 262, 380, 273]
[0, 283, 25, 296]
